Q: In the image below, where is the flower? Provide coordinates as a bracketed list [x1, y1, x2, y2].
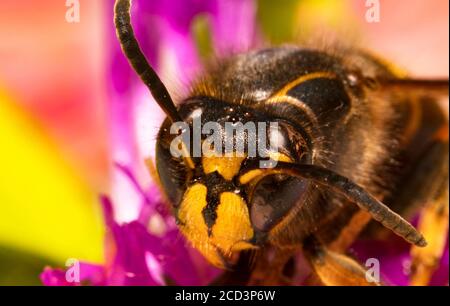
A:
[351, 232, 449, 286]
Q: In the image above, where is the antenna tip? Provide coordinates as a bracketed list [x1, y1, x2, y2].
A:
[415, 237, 428, 248]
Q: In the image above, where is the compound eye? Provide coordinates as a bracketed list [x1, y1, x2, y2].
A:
[155, 120, 188, 207]
[249, 174, 309, 233]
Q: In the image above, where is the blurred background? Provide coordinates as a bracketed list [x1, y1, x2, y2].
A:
[0, 0, 448, 285]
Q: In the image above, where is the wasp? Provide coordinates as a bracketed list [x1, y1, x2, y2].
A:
[114, 0, 449, 285]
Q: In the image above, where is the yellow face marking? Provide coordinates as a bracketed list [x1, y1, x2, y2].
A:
[270, 71, 337, 98]
[239, 152, 293, 185]
[240, 169, 264, 185]
[202, 155, 246, 181]
[177, 183, 224, 267]
[177, 183, 209, 237]
[268, 152, 293, 163]
[211, 192, 255, 253]
[177, 183, 256, 268]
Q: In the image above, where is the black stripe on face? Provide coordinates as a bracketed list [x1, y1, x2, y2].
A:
[202, 192, 219, 236]
[286, 77, 351, 122]
[201, 172, 238, 236]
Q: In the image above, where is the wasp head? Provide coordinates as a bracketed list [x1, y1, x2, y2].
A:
[155, 97, 311, 268]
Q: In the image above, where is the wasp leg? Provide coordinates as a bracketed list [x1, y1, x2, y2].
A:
[303, 236, 380, 286]
[408, 127, 449, 286]
[247, 247, 297, 286]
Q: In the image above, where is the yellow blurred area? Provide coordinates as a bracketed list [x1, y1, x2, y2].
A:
[295, 0, 358, 37]
[0, 0, 110, 193]
[0, 88, 104, 265]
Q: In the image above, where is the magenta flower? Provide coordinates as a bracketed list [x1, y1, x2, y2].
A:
[351, 233, 449, 286]
[41, 0, 448, 286]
